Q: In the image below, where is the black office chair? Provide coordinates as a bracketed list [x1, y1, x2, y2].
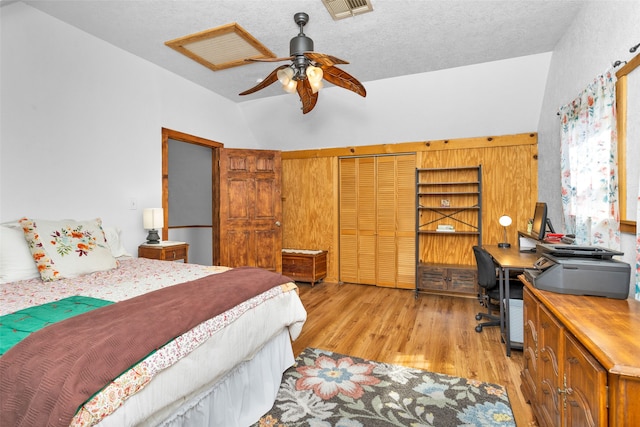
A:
[472, 246, 524, 333]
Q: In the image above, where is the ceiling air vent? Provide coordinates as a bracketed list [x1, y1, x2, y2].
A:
[322, 0, 373, 20]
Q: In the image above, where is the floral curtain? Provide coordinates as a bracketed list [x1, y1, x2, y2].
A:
[559, 70, 620, 250]
[636, 179, 640, 300]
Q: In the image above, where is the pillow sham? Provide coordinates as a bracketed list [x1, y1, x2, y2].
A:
[102, 226, 132, 258]
[19, 218, 117, 281]
[0, 225, 40, 284]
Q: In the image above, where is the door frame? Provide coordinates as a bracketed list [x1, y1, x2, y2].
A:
[161, 128, 223, 265]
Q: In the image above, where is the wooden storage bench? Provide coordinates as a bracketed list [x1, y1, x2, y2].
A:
[282, 249, 327, 286]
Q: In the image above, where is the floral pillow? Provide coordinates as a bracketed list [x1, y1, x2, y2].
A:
[19, 218, 117, 281]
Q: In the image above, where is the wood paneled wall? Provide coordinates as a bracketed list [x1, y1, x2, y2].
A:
[281, 156, 338, 267]
[282, 133, 538, 283]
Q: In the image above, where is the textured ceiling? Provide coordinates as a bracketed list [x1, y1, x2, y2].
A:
[18, 0, 586, 102]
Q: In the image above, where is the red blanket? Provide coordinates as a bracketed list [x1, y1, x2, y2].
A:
[0, 266, 292, 427]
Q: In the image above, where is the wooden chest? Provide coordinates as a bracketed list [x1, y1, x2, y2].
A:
[282, 250, 327, 286]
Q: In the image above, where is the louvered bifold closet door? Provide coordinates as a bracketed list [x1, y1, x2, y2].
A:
[357, 158, 377, 285]
[339, 155, 415, 287]
[376, 156, 397, 287]
[395, 155, 416, 289]
[339, 158, 358, 284]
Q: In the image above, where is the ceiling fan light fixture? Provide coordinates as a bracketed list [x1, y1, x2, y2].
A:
[277, 67, 294, 85]
[309, 80, 323, 94]
[306, 65, 323, 83]
[283, 80, 298, 94]
[277, 67, 298, 93]
[306, 65, 324, 93]
[238, 12, 366, 113]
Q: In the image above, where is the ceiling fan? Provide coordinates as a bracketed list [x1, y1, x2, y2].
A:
[239, 12, 366, 114]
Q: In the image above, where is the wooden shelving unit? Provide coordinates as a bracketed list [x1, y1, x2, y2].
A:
[415, 166, 482, 296]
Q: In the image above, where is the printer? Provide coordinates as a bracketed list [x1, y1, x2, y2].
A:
[524, 244, 630, 300]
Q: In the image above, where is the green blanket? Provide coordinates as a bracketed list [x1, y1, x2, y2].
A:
[0, 296, 113, 356]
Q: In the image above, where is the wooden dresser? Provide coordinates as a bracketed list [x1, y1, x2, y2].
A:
[281, 250, 327, 286]
[520, 278, 640, 426]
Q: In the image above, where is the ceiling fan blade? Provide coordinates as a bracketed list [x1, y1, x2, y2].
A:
[321, 66, 367, 97]
[296, 79, 319, 114]
[304, 52, 349, 66]
[245, 56, 293, 63]
[239, 64, 289, 96]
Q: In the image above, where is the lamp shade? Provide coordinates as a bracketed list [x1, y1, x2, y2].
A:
[277, 67, 298, 93]
[277, 67, 294, 85]
[499, 215, 512, 227]
[143, 208, 164, 230]
[306, 65, 323, 82]
[498, 215, 512, 248]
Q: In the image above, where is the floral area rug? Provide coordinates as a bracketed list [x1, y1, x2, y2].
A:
[253, 347, 515, 427]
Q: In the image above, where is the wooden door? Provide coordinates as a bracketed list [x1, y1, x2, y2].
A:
[219, 148, 282, 271]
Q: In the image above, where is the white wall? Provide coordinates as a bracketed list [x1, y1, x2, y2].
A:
[0, 2, 258, 256]
[537, 1, 640, 296]
[240, 53, 552, 150]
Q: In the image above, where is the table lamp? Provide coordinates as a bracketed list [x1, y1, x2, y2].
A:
[143, 208, 163, 244]
[498, 215, 512, 248]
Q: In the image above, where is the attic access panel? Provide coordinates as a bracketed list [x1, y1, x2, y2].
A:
[165, 22, 275, 71]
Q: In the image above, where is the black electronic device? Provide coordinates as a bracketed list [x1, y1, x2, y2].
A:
[530, 202, 555, 240]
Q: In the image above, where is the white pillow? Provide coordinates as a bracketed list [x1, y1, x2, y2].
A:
[102, 226, 132, 258]
[19, 218, 117, 281]
[0, 225, 40, 284]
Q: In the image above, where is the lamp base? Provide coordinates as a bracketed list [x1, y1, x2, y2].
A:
[146, 229, 160, 244]
[498, 242, 511, 248]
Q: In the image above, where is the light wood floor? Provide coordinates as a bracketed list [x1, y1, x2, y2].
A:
[291, 281, 537, 426]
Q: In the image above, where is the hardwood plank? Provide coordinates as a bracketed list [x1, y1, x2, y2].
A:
[292, 282, 537, 426]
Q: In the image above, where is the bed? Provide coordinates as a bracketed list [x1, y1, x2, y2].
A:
[0, 219, 307, 427]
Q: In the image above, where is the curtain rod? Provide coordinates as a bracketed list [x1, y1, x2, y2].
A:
[613, 41, 640, 67]
[558, 41, 639, 116]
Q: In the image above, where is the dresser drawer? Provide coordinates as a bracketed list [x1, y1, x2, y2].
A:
[163, 245, 187, 261]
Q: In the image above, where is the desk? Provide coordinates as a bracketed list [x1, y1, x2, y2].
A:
[483, 245, 538, 356]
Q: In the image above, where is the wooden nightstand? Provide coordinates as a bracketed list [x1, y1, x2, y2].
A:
[138, 241, 189, 263]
